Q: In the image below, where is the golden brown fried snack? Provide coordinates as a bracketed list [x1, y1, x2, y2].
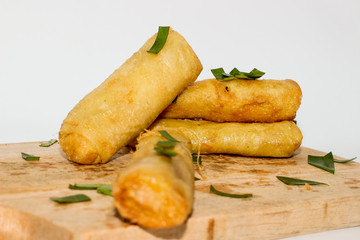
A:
[161, 79, 302, 123]
[151, 119, 303, 157]
[113, 130, 194, 228]
[59, 29, 202, 164]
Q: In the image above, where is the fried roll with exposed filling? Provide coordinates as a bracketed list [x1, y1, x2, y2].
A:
[113, 130, 194, 228]
[59, 29, 202, 164]
[151, 119, 303, 157]
[161, 79, 302, 123]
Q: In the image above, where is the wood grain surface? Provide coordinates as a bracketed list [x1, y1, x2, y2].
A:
[0, 142, 359, 240]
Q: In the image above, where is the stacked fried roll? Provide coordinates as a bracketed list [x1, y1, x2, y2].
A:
[59, 28, 202, 164]
[151, 78, 303, 157]
[113, 130, 194, 228]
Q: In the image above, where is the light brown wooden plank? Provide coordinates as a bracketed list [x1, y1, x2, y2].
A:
[0, 142, 359, 240]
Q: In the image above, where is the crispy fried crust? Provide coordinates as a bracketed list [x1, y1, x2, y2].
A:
[59, 29, 202, 164]
[113, 131, 194, 228]
[151, 119, 303, 157]
[161, 79, 302, 123]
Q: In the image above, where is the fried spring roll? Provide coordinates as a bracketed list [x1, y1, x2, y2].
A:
[161, 79, 302, 123]
[151, 119, 303, 157]
[59, 29, 202, 164]
[113, 130, 194, 228]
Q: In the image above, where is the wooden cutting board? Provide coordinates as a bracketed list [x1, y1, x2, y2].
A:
[1, 142, 359, 240]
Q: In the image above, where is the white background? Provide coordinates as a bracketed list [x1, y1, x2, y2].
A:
[1, 1, 359, 239]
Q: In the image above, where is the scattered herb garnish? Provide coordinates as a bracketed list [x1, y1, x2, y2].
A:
[68, 183, 113, 196]
[39, 139, 58, 147]
[154, 147, 178, 157]
[192, 155, 202, 164]
[21, 152, 40, 161]
[50, 194, 91, 204]
[154, 131, 179, 157]
[211, 67, 265, 80]
[194, 177, 201, 181]
[229, 68, 246, 78]
[308, 152, 335, 174]
[334, 157, 357, 163]
[156, 140, 177, 148]
[211, 68, 230, 80]
[210, 185, 253, 198]
[276, 176, 327, 185]
[147, 26, 170, 54]
[97, 185, 113, 196]
[69, 183, 105, 190]
[230, 67, 265, 79]
[158, 130, 179, 142]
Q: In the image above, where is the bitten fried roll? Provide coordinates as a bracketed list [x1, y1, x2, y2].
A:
[151, 119, 303, 157]
[59, 28, 202, 164]
[113, 130, 194, 228]
[161, 79, 302, 123]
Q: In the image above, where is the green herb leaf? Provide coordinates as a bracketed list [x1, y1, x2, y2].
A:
[97, 185, 113, 196]
[308, 152, 335, 174]
[210, 185, 253, 198]
[192, 155, 202, 164]
[21, 152, 40, 161]
[68, 183, 113, 196]
[50, 194, 91, 204]
[68, 184, 105, 190]
[222, 73, 232, 78]
[211, 68, 226, 80]
[334, 157, 357, 163]
[276, 176, 328, 185]
[39, 139, 58, 147]
[221, 72, 236, 80]
[154, 147, 178, 157]
[156, 141, 177, 148]
[154, 131, 179, 157]
[233, 73, 250, 79]
[212, 67, 265, 81]
[147, 26, 170, 54]
[230, 68, 251, 79]
[158, 130, 179, 142]
[247, 68, 265, 79]
[229, 67, 241, 76]
[194, 177, 201, 181]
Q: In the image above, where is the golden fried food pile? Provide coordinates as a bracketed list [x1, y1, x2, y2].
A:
[58, 27, 303, 229]
[153, 78, 303, 157]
